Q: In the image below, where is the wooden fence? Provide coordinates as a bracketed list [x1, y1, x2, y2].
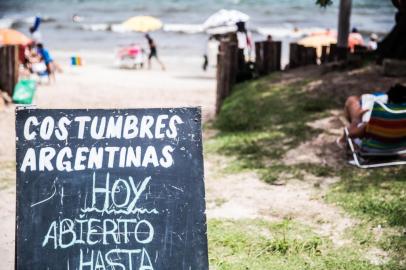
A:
[216, 39, 282, 115]
[216, 40, 372, 115]
[289, 43, 317, 68]
[0, 45, 19, 97]
[255, 41, 281, 75]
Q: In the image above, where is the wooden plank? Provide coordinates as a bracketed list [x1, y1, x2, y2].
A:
[274, 41, 282, 71]
[255, 41, 263, 75]
[0, 46, 19, 96]
[0, 47, 6, 93]
[221, 41, 231, 101]
[268, 41, 275, 72]
[237, 48, 245, 74]
[216, 52, 225, 115]
[262, 41, 270, 75]
[289, 43, 299, 69]
[321, 45, 328, 63]
[298, 45, 306, 66]
[328, 43, 337, 62]
[228, 42, 238, 88]
[307, 47, 317, 65]
[5, 46, 13, 96]
[12, 45, 19, 96]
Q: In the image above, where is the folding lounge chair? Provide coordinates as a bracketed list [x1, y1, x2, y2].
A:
[345, 101, 406, 168]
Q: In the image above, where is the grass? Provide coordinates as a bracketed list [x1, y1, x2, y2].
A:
[208, 219, 380, 270]
[326, 167, 406, 266]
[205, 70, 406, 268]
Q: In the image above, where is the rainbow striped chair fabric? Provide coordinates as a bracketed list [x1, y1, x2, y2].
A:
[346, 101, 406, 168]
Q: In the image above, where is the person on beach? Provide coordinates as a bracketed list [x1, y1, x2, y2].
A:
[368, 33, 378, 51]
[338, 84, 406, 146]
[36, 43, 62, 82]
[29, 16, 42, 44]
[236, 21, 253, 61]
[23, 42, 42, 74]
[349, 27, 364, 51]
[145, 34, 165, 70]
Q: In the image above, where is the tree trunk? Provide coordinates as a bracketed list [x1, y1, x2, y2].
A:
[377, 0, 406, 62]
[337, 0, 352, 59]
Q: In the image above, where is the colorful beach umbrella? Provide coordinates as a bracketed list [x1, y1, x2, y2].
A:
[203, 9, 249, 29]
[297, 35, 337, 48]
[122, 16, 163, 32]
[297, 31, 337, 57]
[0, 28, 31, 46]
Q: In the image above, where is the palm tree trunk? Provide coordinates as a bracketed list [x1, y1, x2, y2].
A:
[337, 0, 352, 59]
[337, 0, 352, 47]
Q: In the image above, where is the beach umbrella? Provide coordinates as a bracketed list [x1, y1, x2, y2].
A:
[0, 28, 31, 46]
[203, 9, 249, 29]
[122, 16, 163, 32]
[298, 34, 337, 56]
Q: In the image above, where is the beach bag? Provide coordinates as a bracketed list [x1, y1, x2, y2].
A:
[12, 80, 36, 104]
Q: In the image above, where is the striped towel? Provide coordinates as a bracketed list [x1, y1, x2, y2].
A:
[361, 102, 406, 154]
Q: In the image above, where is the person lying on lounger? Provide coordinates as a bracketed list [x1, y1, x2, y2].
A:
[338, 84, 406, 146]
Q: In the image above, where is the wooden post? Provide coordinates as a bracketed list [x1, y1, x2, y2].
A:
[10, 46, 19, 96]
[321, 45, 328, 63]
[255, 41, 263, 75]
[221, 41, 231, 104]
[0, 45, 19, 97]
[262, 41, 270, 75]
[289, 43, 299, 69]
[307, 47, 317, 65]
[216, 40, 236, 115]
[237, 48, 245, 74]
[0, 47, 6, 93]
[228, 42, 238, 91]
[298, 45, 307, 66]
[274, 41, 282, 71]
[337, 0, 352, 60]
[267, 41, 275, 72]
[266, 41, 275, 72]
[216, 51, 225, 115]
[354, 45, 367, 54]
[328, 44, 338, 62]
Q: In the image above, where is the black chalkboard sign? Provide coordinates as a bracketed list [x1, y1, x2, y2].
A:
[15, 108, 208, 270]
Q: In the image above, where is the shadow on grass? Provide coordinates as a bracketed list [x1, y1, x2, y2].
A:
[327, 167, 406, 227]
[206, 74, 336, 183]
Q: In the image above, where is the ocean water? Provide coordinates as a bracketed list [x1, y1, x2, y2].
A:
[0, 0, 396, 55]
